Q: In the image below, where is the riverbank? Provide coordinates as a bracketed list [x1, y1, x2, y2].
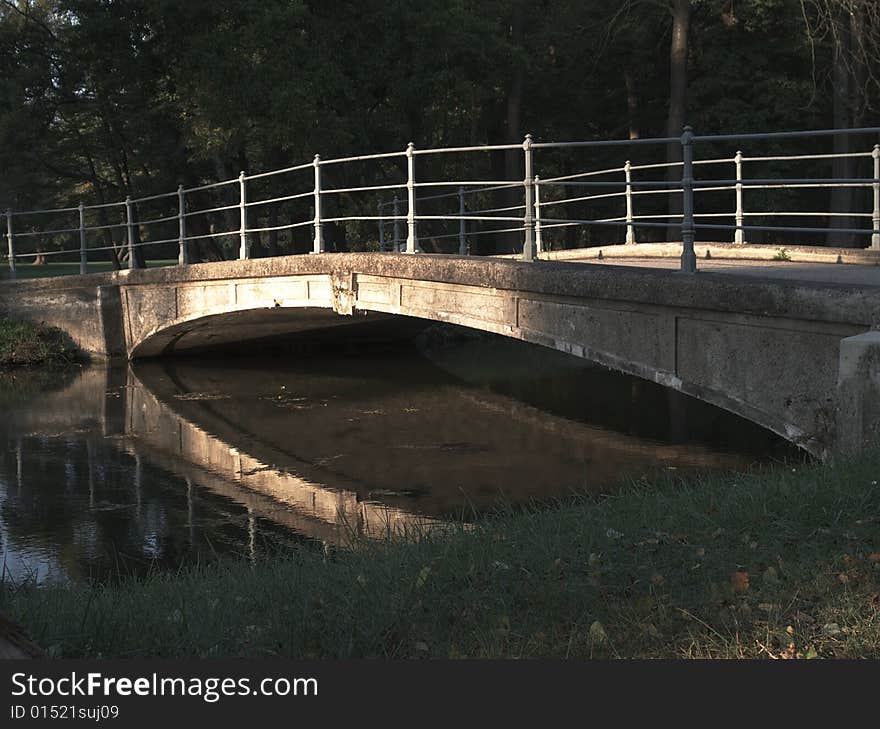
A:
[0, 317, 78, 367]
[2, 450, 877, 659]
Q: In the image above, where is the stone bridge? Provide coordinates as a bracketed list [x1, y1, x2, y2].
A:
[2, 252, 880, 457]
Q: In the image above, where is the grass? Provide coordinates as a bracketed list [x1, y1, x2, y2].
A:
[0, 317, 79, 367]
[1, 259, 177, 280]
[2, 452, 878, 659]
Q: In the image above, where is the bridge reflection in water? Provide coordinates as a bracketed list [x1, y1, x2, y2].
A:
[0, 341, 796, 583]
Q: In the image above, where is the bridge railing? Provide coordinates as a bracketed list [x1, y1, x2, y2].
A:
[2, 127, 879, 279]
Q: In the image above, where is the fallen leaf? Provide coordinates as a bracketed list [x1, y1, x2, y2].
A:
[730, 571, 750, 592]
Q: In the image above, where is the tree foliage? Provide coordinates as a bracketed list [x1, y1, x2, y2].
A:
[0, 0, 877, 257]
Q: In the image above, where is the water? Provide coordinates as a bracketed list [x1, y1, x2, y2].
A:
[0, 333, 799, 585]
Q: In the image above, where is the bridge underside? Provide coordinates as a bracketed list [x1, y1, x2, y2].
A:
[130, 307, 430, 356]
[2, 252, 880, 456]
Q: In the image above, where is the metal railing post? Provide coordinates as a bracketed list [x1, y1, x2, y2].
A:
[679, 126, 696, 273]
[178, 184, 188, 265]
[313, 155, 324, 253]
[624, 161, 635, 245]
[534, 175, 543, 253]
[78, 201, 87, 274]
[392, 196, 401, 252]
[522, 133, 535, 261]
[378, 202, 386, 252]
[6, 209, 15, 278]
[125, 196, 140, 269]
[458, 185, 467, 255]
[734, 150, 745, 245]
[872, 144, 879, 250]
[406, 142, 417, 254]
[238, 171, 249, 260]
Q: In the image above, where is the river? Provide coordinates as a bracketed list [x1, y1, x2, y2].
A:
[0, 328, 800, 585]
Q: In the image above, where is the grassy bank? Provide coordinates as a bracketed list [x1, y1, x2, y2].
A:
[2, 453, 878, 659]
[0, 318, 78, 367]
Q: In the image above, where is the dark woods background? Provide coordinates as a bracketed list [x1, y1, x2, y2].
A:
[1, 0, 879, 260]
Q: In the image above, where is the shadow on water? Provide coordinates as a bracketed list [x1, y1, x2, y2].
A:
[0, 324, 802, 585]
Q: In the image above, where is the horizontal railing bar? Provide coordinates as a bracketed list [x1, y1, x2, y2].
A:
[11, 248, 75, 259]
[14, 225, 81, 238]
[538, 216, 880, 237]
[321, 215, 404, 223]
[139, 213, 180, 226]
[412, 143, 523, 155]
[182, 229, 239, 242]
[82, 221, 127, 232]
[184, 203, 240, 217]
[740, 152, 874, 163]
[414, 180, 523, 188]
[131, 235, 181, 248]
[734, 182, 873, 190]
[630, 214, 682, 220]
[691, 126, 880, 142]
[322, 183, 408, 195]
[540, 180, 681, 188]
[377, 180, 547, 207]
[430, 224, 526, 242]
[245, 220, 313, 233]
[245, 162, 314, 180]
[540, 191, 628, 206]
[630, 188, 684, 197]
[320, 150, 408, 165]
[537, 166, 624, 183]
[181, 178, 238, 193]
[130, 190, 178, 204]
[628, 157, 732, 173]
[415, 215, 524, 223]
[694, 178, 875, 186]
[469, 203, 526, 214]
[695, 185, 737, 193]
[538, 217, 673, 230]
[532, 136, 681, 150]
[741, 211, 873, 217]
[695, 221, 879, 235]
[83, 200, 126, 211]
[11, 206, 79, 217]
[244, 190, 314, 207]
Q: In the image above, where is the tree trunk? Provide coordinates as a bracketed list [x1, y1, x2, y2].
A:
[503, 1, 526, 254]
[827, 9, 856, 248]
[624, 69, 640, 140]
[665, 0, 691, 242]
